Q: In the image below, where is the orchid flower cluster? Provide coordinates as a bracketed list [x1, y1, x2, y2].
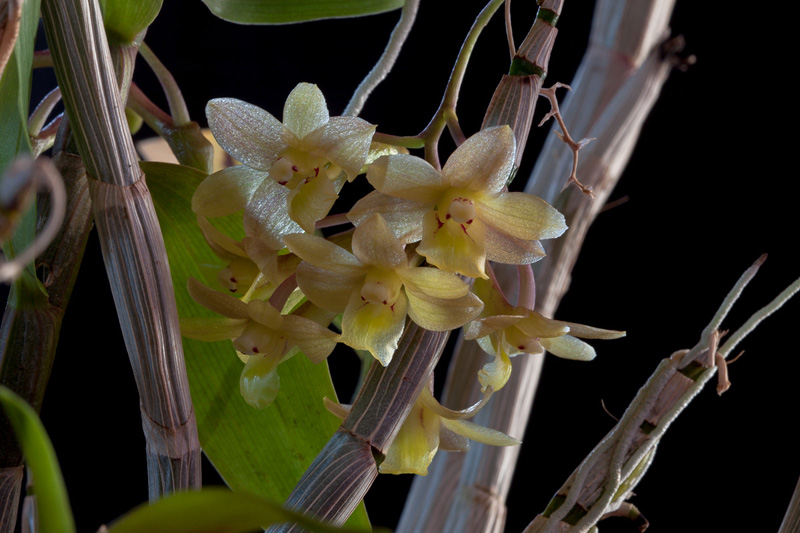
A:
[181, 83, 624, 475]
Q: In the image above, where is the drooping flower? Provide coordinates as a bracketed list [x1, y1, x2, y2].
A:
[193, 83, 376, 244]
[348, 126, 567, 278]
[464, 277, 625, 392]
[325, 386, 519, 476]
[283, 213, 483, 366]
[180, 277, 339, 408]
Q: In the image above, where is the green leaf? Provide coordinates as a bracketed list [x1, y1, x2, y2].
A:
[144, 162, 370, 530]
[0, 386, 76, 533]
[107, 487, 371, 533]
[202, 0, 403, 24]
[98, 0, 163, 45]
[0, 0, 45, 298]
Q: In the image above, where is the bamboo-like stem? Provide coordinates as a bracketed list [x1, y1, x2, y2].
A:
[269, 323, 450, 531]
[525, 263, 800, 533]
[0, 467, 21, 532]
[399, 2, 678, 532]
[40, 0, 201, 498]
[344, 0, 420, 117]
[779, 474, 800, 533]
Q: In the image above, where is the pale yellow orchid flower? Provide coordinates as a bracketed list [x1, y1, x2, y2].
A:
[465, 277, 625, 392]
[193, 83, 376, 246]
[180, 277, 339, 408]
[284, 213, 483, 366]
[349, 126, 567, 278]
[325, 386, 519, 476]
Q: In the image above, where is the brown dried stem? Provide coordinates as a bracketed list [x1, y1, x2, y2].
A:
[40, 0, 201, 498]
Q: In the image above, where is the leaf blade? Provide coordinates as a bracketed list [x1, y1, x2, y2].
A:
[202, 0, 403, 24]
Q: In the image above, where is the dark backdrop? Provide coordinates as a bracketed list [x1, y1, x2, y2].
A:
[23, 2, 798, 532]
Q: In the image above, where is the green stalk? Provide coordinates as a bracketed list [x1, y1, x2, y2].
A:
[40, 0, 201, 499]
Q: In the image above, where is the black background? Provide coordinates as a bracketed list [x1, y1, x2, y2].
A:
[15, 1, 799, 532]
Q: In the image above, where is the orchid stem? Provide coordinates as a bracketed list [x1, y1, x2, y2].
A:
[139, 42, 191, 126]
[344, 0, 420, 117]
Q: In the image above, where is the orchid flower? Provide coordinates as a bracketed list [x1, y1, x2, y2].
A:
[348, 126, 567, 278]
[193, 83, 376, 245]
[283, 213, 483, 366]
[465, 277, 626, 392]
[325, 386, 519, 476]
[180, 277, 339, 408]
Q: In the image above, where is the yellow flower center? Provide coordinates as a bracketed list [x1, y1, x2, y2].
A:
[271, 147, 329, 190]
[437, 188, 477, 227]
[360, 269, 402, 306]
[233, 322, 287, 356]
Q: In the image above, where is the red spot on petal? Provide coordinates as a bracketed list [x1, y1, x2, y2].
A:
[445, 213, 451, 220]
[252, 347, 259, 353]
[466, 219, 473, 224]
[314, 167, 319, 177]
[518, 345, 525, 350]
[382, 300, 387, 305]
[292, 165, 298, 172]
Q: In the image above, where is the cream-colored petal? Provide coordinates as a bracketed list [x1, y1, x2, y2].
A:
[379, 401, 440, 475]
[206, 98, 284, 170]
[515, 310, 570, 339]
[187, 277, 249, 319]
[540, 335, 596, 361]
[179, 317, 248, 342]
[564, 323, 626, 340]
[243, 179, 303, 250]
[348, 191, 429, 244]
[315, 116, 376, 180]
[283, 314, 339, 363]
[340, 291, 408, 366]
[283, 232, 364, 274]
[245, 298, 284, 326]
[239, 353, 282, 409]
[463, 314, 525, 340]
[405, 288, 483, 332]
[366, 154, 445, 203]
[295, 261, 360, 312]
[192, 166, 266, 217]
[417, 210, 488, 279]
[397, 266, 469, 300]
[442, 126, 515, 193]
[477, 350, 512, 392]
[478, 192, 567, 242]
[287, 174, 340, 233]
[484, 225, 546, 265]
[440, 417, 520, 446]
[197, 216, 247, 260]
[418, 386, 490, 421]
[351, 213, 407, 269]
[282, 83, 329, 140]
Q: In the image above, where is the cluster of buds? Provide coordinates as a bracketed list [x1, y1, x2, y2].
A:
[181, 83, 624, 473]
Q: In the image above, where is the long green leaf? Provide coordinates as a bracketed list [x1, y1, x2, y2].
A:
[0, 0, 42, 292]
[0, 386, 75, 533]
[202, 0, 403, 24]
[108, 488, 373, 533]
[144, 161, 370, 529]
